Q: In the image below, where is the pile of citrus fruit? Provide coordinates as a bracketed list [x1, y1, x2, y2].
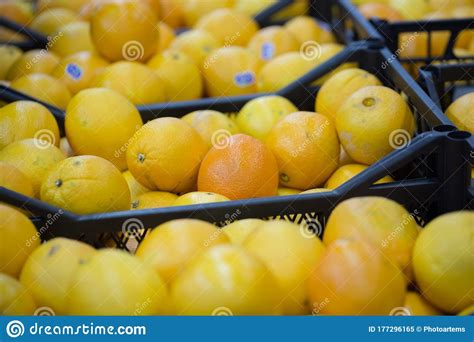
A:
[0, 0, 472, 317]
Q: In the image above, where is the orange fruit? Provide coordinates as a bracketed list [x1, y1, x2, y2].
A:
[157, 22, 176, 52]
[266, 111, 340, 190]
[20, 238, 96, 315]
[181, 110, 240, 149]
[243, 220, 326, 314]
[91, 61, 165, 105]
[0, 273, 36, 315]
[307, 239, 406, 315]
[51, 51, 109, 95]
[0, 162, 34, 199]
[412, 211, 473, 313]
[316, 68, 382, 123]
[126, 117, 207, 193]
[223, 219, 265, 245]
[0, 45, 22, 80]
[198, 134, 279, 200]
[122, 170, 150, 203]
[0, 139, 65, 197]
[284, 15, 336, 45]
[325, 163, 394, 189]
[65, 88, 143, 171]
[10, 73, 72, 109]
[30, 8, 78, 36]
[247, 26, 300, 62]
[7, 49, 60, 81]
[40, 155, 131, 214]
[277, 187, 301, 196]
[182, 0, 234, 27]
[90, 1, 159, 62]
[336, 85, 415, 165]
[358, 3, 404, 21]
[159, 0, 185, 28]
[170, 244, 281, 315]
[174, 191, 230, 206]
[67, 249, 168, 315]
[136, 219, 229, 283]
[445, 93, 474, 133]
[195, 8, 258, 46]
[147, 50, 202, 102]
[202, 46, 261, 97]
[132, 191, 178, 209]
[0, 100, 60, 149]
[324, 197, 419, 277]
[169, 29, 220, 68]
[0, 204, 41, 277]
[50, 21, 96, 57]
[403, 291, 442, 315]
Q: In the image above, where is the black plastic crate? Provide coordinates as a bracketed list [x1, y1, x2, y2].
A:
[0, 42, 471, 250]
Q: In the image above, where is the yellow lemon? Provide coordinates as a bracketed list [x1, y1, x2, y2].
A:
[40, 155, 131, 214]
[65, 88, 143, 171]
[247, 26, 300, 62]
[182, 0, 234, 26]
[0, 139, 65, 197]
[0, 45, 22, 80]
[147, 50, 202, 102]
[20, 238, 96, 315]
[59, 137, 74, 157]
[169, 29, 220, 68]
[0, 204, 40, 277]
[30, 8, 78, 37]
[0, 273, 36, 315]
[132, 191, 178, 209]
[157, 22, 176, 52]
[0, 162, 34, 199]
[277, 187, 301, 196]
[0, 100, 60, 149]
[403, 291, 442, 315]
[325, 163, 394, 189]
[236, 95, 297, 140]
[50, 21, 96, 57]
[223, 218, 265, 244]
[284, 15, 336, 45]
[174, 191, 230, 206]
[122, 170, 150, 203]
[300, 188, 330, 194]
[445, 93, 474, 133]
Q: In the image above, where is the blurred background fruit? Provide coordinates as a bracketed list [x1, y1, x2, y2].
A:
[0, 273, 36, 315]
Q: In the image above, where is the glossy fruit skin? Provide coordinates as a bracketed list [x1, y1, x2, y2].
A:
[307, 239, 407, 315]
[236, 95, 298, 141]
[147, 51, 202, 102]
[0, 100, 60, 149]
[174, 191, 230, 206]
[403, 291, 442, 315]
[90, 1, 159, 62]
[223, 219, 265, 245]
[52, 51, 109, 95]
[413, 211, 474, 313]
[40, 155, 131, 214]
[0, 138, 66, 197]
[91, 61, 165, 105]
[65, 88, 143, 171]
[67, 249, 168, 315]
[122, 170, 150, 203]
[284, 15, 336, 45]
[325, 163, 394, 189]
[10, 73, 72, 109]
[196, 8, 258, 47]
[324, 196, 419, 276]
[445, 93, 474, 133]
[266, 111, 340, 190]
[277, 187, 301, 196]
[126, 117, 207, 193]
[181, 110, 240, 149]
[0, 273, 36, 315]
[132, 191, 178, 210]
[30, 8, 78, 36]
[169, 29, 220, 68]
[20, 238, 96, 314]
[0, 162, 34, 199]
[198, 134, 279, 200]
[7, 49, 59, 81]
[336, 86, 415, 165]
[136, 219, 229, 284]
[170, 245, 282, 315]
[50, 21, 96, 58]
[315, 68, 382, 123]
[247, 26, 300, 62]
[202, 47, 262, 97]
[243, 220, 326, 314]
[0, 205, 40, 277]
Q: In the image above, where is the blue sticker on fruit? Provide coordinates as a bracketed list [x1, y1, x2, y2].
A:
[66, 63, 82, 80]
[234, 71, 255, 88]
[261, 42, 275, 60]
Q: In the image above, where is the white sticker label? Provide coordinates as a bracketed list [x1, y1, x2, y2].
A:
[66, 63, 83, 80]
[261, 42, 275, 61]
[234, 71, 256, 88]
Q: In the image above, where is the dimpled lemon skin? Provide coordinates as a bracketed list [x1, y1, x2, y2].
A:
[0, 204, 41, 278]
[20, 238, 96, 315]
[40, 155, 131, 215]
[174, 191, 230, 206]
[0, 162, 34, 198]
[126, 118, 207, 193]
[413, 211, 474, 313]
[65, 88, 143, 171]
[0, 273, 36, 315]
[67, 249, 168, 315]
[445, 93, 474, 133]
